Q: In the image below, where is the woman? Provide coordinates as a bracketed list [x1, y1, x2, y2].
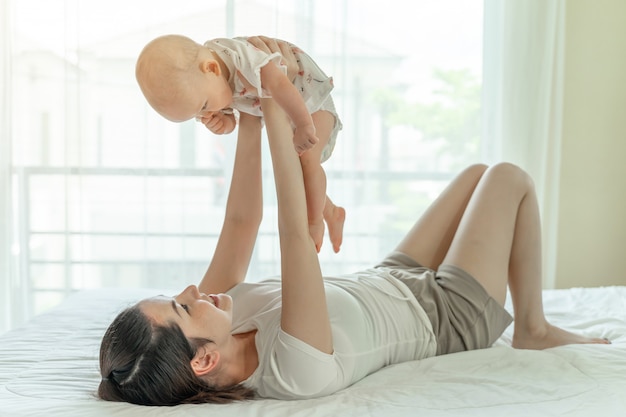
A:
[98, 42, 609, 406]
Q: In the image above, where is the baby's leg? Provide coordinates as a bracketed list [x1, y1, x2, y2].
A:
[324, 195, 345, 253]
[300, 110, 339, 252]
[300, 150, 325, 252]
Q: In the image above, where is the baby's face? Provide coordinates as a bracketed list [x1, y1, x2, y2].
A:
[160, 69, 233, 123]
[190, 71, 233, 119]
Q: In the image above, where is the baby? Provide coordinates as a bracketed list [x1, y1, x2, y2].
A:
[136, 34, 345, 252]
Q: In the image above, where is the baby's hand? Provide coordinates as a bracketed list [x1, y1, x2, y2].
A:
[197, 110, 236, 135]
[293, 124, 319, 155]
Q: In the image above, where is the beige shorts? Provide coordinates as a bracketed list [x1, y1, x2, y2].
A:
[376, 251, 513, 355]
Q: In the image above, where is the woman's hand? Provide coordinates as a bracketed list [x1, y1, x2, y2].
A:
[252, 37, 319, 154]
[247, 36, 299, 82]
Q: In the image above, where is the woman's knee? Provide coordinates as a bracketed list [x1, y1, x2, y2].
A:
[464, 163, 489, 178]
[452, 163, 489, 187]
[487, 162, 535, 194]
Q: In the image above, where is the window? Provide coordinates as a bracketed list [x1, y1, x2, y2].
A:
[3, 0, 485, 324]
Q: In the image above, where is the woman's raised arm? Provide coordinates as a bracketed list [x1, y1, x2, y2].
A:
[198, 112, 263, 295]
[262, 98, 333, 354]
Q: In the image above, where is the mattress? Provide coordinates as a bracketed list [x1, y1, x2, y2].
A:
[1, 286, 625, 417]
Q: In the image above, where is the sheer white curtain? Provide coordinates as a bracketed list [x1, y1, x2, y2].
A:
[1, 0, 14, 334]
[1, 0, 485, 333]
[482, 0, 566, 288]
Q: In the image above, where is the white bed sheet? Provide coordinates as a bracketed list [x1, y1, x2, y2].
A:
[1, 286, 625, 417]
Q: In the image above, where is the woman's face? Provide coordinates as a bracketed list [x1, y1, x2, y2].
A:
[140, 285, 233, 343]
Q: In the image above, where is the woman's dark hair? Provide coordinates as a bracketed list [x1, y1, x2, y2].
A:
[98, 305, 255, 406]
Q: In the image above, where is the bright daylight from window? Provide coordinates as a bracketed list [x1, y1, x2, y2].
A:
[6, 0, 484, 318]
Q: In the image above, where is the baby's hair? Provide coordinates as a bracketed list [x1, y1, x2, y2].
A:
[136, 34, 203, 113]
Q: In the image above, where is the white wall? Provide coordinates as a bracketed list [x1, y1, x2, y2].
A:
[556, 0, 626, 288]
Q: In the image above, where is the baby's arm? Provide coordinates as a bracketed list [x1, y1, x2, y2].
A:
[260, 62, 319, 154]
[198, 109, 237, 135]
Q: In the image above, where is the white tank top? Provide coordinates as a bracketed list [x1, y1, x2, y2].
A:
[227, 268, 437, 399]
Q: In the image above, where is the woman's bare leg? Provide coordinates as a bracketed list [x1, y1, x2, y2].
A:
[394, 164, 488, 269]
[441, 163, 608, 348]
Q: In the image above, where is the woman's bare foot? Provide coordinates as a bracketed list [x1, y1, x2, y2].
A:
[324, 205, 345, 253]
[309, 220, 325, 253]
[512, 322, 611, 350]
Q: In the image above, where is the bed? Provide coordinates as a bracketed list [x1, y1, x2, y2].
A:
[1, 286, 625, 417]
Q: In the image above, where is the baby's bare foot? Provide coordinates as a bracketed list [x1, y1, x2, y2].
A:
[309, 221, 325, 253]
[324, 206, 345, 253]
[512, 323, 611, 350]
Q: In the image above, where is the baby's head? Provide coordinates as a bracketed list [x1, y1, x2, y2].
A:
[136, 35, 232, 122]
